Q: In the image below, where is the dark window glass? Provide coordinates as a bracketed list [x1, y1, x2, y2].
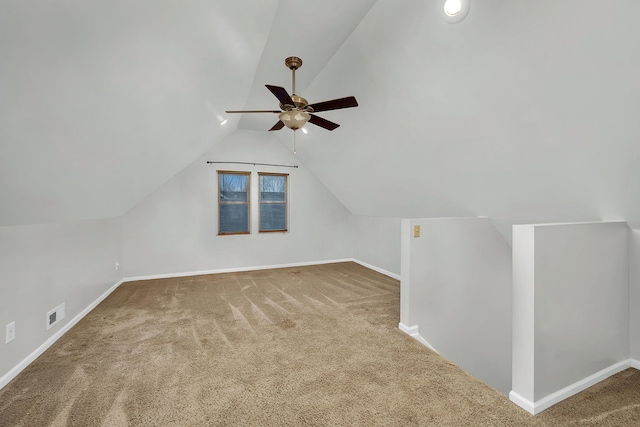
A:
[219, 205, 249, 233]
[218, 172, 250, 234]
[260, 204, 286, 230]
[259, 173, 287, 232]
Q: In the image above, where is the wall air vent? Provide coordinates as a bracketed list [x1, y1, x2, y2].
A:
[46, 303, 65, 330]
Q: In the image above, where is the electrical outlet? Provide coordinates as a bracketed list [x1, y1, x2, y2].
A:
[6, 321, 15, 344]
[115, 261, 120, 271]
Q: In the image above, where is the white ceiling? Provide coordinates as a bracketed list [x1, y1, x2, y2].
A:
[0, 0, 374, 225]
[3, 1, 640, 229]
[235, 0, 377, 132]
[276, 0, 640, 228]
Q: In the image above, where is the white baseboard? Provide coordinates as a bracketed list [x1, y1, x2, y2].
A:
[351, 259, 400, 280]
[398, 322, 438, 353]
[509, 391, 535, 415]
[0, 279, 125, 391]
[630, 359, 640, 370]
[125, 258, 400, 283]
[509, 359, 632, 415]
[398, 322, 419, 335]
[124, 258, 354, 282]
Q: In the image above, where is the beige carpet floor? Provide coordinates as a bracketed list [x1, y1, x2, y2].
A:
[1, 262, 639, 426]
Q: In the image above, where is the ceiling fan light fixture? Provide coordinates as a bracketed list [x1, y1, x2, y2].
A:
[279, 110, 310, 131]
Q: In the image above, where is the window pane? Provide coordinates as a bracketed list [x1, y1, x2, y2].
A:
[219, 205, 249, 233]
[260, 204, 286, 231]
[219, 174, 247, 202]
[260, 175, 285, 202]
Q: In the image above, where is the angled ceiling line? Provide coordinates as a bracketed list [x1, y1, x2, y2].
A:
[302, 0, 379, 96]
[234, 1, 283, 114]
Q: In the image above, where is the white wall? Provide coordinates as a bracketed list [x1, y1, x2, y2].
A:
[511, 224, 536, 403]
[122, 130, 353, 277]
[0, 218, 123, 384]
[400, 217, 512, 394]
[351, 216, 401, 277]
[512, 221, 629, 410]
[630, 230, 640, 360]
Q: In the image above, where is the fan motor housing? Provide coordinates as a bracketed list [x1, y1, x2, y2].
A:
[280, 95, 313, 112]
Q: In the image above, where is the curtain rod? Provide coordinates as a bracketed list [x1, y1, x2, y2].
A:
[206, 161, 298, 169]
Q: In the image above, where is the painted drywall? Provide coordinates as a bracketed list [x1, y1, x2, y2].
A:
[491, 219, 565, 248]
[511, 225, 536, 402]
[533, 222, 629, 400]
[0, 1, 278, 226]
[400, 220, 412, 328]
[628, 145, 640, 361]
[512, 221, 629, 403]
[293, 1, 640, 226]
[630, 230, 640, 360]
[401, 217, 512, 394]
[122, 130, 353, 277]
[5, 0, 640, 233]
[351, 216, 401, 277]
[0, 218, 122, 382]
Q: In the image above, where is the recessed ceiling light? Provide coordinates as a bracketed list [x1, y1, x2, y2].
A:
[301, 127, 308, 134]
[220, 119, 228, 126]
[441, 0, 470, 23]
[444, 0, 462, 16]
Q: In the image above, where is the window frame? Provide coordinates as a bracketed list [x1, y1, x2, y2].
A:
[217, 170, 251, 235]
[258, 172, 289, 233]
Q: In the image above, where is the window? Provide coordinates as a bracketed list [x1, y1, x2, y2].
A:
[218, 171, 250, 235]
[259, 173, 288, 232]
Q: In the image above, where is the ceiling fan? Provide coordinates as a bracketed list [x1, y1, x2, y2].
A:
[225, 56, 358, 132]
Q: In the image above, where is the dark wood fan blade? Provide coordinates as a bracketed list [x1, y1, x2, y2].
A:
[265, 85, 295, 107]
[269, 121, 285, 131]
[308, 96, 358, 113]
[309, 114, 340, 131]
[225, 110, 281, 113]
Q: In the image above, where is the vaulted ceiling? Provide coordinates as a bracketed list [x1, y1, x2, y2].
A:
[3, 1, 640, 229]
[0, 0, 375, 225]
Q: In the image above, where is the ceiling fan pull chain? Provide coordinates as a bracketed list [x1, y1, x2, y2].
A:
[293, 130, 297, 155]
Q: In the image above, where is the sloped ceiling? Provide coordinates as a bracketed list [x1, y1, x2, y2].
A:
[3, 1, 640, 229]
[275, 0, 640, 228]
[0, 0, 375, 225]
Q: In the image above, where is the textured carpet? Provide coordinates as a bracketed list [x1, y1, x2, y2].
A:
[1, 262, 639, 426]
